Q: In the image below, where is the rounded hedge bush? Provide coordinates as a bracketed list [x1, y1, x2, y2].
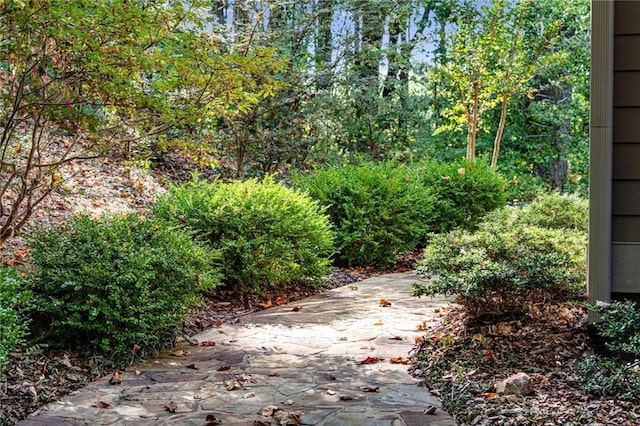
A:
[26, 214, 219, 360]
[413, 192, 587, 322]
[414, 159, 507, 232]
[0, 267, 30, 372]
[152, 177, 334, 291]
[293, 162, 437, 267]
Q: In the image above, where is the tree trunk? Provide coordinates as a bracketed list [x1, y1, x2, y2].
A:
[491, 93, 509, 168]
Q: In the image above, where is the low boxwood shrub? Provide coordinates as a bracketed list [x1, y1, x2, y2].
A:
[0, 266, 30, 372]
[575, 355, 640, 400]
[152, 177, 334, 291]
[413, 192, 587, 322]
[26, 214, 219, 361]
[415, 159, 506, 232]
[293, 162, 436, 267]
[593, 300, 640, 358]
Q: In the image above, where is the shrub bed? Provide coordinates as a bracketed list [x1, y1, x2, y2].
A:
[0, 267, 30, 372]
[413, 192, 587, 321]
[293, 162, 436, 266]
[152, 177, 334, 291]
[26, 214, 219, 362]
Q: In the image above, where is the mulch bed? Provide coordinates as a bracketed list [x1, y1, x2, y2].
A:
[410, 302, 640, 425]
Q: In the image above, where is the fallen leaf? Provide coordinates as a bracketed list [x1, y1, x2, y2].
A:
[60, 354, 73, 368]
[326, 389, 336, 395]
[224, 379, 243, 391]
[282, 399, 295, 405]
[417, 321, 428, 331]
[291, 306, 303, 312]
[359, 386, 380, 392]
[424, 405, 437, 415]
[171, 350, 184, 357]
[339, 394, 355, 401]
[390, 356, 411, 365]
[268, 370, 280, 377]
[357, 356, 383, 365]
[132, 344, 142, 353]
[91, 401, 111, 409]
[185, 364, 199, 370]
[273, 409, 303, 425]
[243, 391, 256, 399]
[261, 300, 273, 309]
[414, 336, 425, 344]
[205, 414, 222, 425]
[254, 421, 271, 426]
[389, 336, 404, 341]
[217, 365, 231, 371]
[200, 340, 216, 347]
[276, 296, 288, 305]
[164, 401, 178, 413]
[347, 285, 358, 290]
[258, 405, 279, 416]
[213, 321, 223, 328]
[482, 392, 497, 399]
[108, 370, 122, 385]
[373, 320, 383, 326]
[379, 298, 392, 307]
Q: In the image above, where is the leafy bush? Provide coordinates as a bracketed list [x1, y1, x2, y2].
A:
[152, 177, 334, 291]
[575, 355, 640, 400]
[415, 159, 506, 232]
[0, 267, 30, 372]
[27, 214, 219, 361]
[413, 193, 587, 321]
[594, 300, 640, 358]
[293, 162, 436, 266]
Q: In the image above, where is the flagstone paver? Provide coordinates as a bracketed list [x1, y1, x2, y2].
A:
[19, 272, 457, 425]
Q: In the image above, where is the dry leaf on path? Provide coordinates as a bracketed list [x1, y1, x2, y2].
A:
[424, 405, 437, 415]
[282, 399, 295, 405]
[389, 336, 404, 341]
[276, 296, 288, 305]
[164, 401, 178, 413]
[91, 401, 111, 409]
[224, 379, 244, 391]
[359, 386, 380, 392]
[347, 285, 358, 290]
[217, 365, 231, 371]
[205, 414, 222, 425]
[373, 320, 383, 326]
[108, 370, 122, 385]
[379, 299, 392, 307]
[390, 356, 411, 365]
[261, 300, 273, 309]
[291, 306, 303, 312]
[200, 340, 216, 347]
[339, 394, 355, 401]
[357, 356, 383, 364]
[258, 405, 279, 416]
[171, 350, 185, 357]
[273, 409, 304, 425]
[185, 364, 199, 370]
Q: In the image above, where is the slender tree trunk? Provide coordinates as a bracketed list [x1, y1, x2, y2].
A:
[491, 93, 509, 168]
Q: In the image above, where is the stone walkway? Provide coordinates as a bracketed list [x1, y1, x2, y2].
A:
[19, 272, 457, 426]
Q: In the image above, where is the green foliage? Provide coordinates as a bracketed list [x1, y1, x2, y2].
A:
[0, 267, 30, 372]
[595, 300, 640, 357]
[293, 162, 436, 267]
[413, 192, 587, 321]
[575, 355, 640, 400]
[26, 214, 219, 361]
[415, 159, 507, 232]
[152, 177, 334, 291]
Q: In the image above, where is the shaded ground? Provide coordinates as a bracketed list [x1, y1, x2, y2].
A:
[411, 302, 640, 425]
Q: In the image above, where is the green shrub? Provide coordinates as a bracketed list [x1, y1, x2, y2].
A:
[594, 300, 640, 357]
[575, 355, 640, 400]
[27, 214, 219, 361]
[415, 159, 507, 232]
[413, 193, 587, 321]
[293, 162, 436, 266]
[0, 267, 30, 372]
[152, 177, 334, 291]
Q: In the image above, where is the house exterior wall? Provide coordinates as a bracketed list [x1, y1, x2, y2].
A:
[610, 1, 640, 297]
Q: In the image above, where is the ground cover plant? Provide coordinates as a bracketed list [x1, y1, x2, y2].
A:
[26, 214, 220, 364]
[0, 267, 29, 374]
[153, 177, 334, 292]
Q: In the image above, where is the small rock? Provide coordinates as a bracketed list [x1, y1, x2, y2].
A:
[495, 372, 534, 396]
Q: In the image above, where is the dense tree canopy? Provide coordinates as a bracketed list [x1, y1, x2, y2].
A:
[0, 0, 590, 240]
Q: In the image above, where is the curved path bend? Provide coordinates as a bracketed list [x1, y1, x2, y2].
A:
[20, 272, 457, 426]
